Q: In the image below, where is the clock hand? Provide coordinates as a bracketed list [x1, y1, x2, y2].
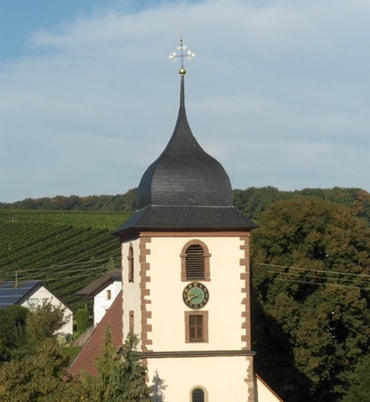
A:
[186, 293, 198, 302]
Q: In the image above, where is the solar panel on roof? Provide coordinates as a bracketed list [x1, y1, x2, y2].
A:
[0, 280, 41, 308]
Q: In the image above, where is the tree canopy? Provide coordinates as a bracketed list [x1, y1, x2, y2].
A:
[0, 305, 28, 362]
[2, 186, 370, 225]
[0, 308, 152, 401]
[0, 304, 85, 401]
[251, 197, 370, 401]
[88, 327, 151, 402]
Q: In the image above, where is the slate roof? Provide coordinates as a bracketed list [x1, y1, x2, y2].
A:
[76, 269, 121, 298]
[136, 76, 232, 210]
[117, 205, 256, 233]
[0, 280, 42, 308]
[116, 73, 256, 236]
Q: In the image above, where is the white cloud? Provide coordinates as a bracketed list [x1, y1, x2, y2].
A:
[1, 0, 370, 202]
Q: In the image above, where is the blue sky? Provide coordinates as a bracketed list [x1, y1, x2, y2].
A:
[1, 0, 369, 202]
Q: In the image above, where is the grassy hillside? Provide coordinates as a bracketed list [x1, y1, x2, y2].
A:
[0, 210, 130, 310]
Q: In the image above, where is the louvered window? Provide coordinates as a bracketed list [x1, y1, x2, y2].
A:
[192, 388, 205, 402]
[186, 245, 205, 280]
[181, 240, 211, 282]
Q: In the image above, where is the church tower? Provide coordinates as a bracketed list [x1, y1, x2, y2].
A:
[116, 40, 259, 402]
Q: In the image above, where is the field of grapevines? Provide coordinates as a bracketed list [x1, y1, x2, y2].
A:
[0, 209, 130, 310]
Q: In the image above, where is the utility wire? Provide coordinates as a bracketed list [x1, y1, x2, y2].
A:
[4, 256, 121, 275]
[257, 262, 370, 290]
[259, 262, 369, 278]
[274, 277, 370, 291]
[269, 271, 370, 290]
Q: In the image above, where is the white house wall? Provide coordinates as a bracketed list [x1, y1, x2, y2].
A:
[122, 238, 142, 338]
[93, 280, 122, 325]
[21, 285, 73, 335]
[256, 376, 283, 402]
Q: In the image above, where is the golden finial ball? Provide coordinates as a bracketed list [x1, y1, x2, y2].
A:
[179, 67, 187, 75]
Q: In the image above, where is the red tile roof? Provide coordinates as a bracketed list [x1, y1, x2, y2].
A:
[69, 291, 123, 377]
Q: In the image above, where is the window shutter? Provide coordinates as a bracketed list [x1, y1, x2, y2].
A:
[186, 245, 205, 279]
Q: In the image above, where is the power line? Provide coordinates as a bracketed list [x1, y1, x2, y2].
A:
[259, 262, 369, 278]
[3, 256, 121, 276]
[270, 271, 370, 291]
[274, 277, 370, 291]
[258, 261, 370, 290]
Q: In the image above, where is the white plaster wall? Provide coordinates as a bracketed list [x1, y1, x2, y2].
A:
[93, 280, 122, 325]
[146, 236, 247, 351]
[147, 356, 251, 402]
[256, 376, 282, 402]
[121, 238, 142, 340]
[120, 234, 260, 401]
[21, 286, 73, 335]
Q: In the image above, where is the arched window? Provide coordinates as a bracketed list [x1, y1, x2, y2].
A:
[181, 240, 211, 281]
[192, 388, 205, 402]
[128, 244, 134, 282]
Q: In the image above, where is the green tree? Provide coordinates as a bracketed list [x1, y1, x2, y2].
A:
[0, 337, 87, 401]
[93, 326, 117, 401]
[0, 305, 28, 361]
[0, 305, 86, 401]
[90, 328, 151, 401]
[342, 354, 370, 401]
[113, 332, 151, 401]
[76, 305, 89, 335]
[251, 197, 370, 401]
[25, 302, 66, 353]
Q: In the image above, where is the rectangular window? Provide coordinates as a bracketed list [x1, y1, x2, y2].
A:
[185, 311, 208, 343]
[106, 289, 111, 300]
[190, 315, 203, 341]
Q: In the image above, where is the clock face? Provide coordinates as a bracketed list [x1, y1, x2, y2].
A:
[183, 281, 209, 309]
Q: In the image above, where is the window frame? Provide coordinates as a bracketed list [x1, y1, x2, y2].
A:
[185, 311, 209, 343]
[181, 240, 211, 282]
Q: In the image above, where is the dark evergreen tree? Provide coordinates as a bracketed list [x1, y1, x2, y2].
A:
[111, 333, 151, 402]
[93, 325, 117, 401]
[92, 328, 151, 402]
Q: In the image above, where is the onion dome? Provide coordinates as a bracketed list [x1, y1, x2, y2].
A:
[116, 49, 256, 235]
[136, 73, 233, 210]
